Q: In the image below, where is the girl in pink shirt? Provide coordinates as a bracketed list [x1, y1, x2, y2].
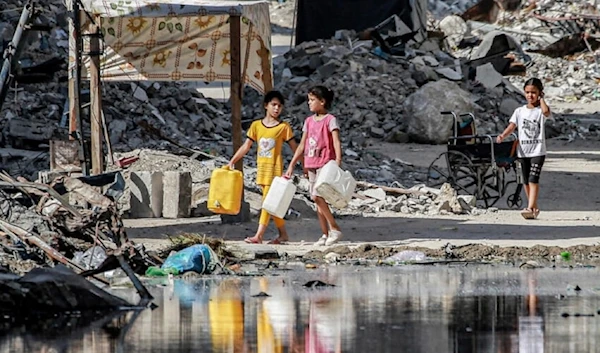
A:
[285, 86, 343, 246]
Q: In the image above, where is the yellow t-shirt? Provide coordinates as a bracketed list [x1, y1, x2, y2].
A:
[247, 119, 294, 186]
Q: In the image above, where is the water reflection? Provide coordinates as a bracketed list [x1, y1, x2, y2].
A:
[1, 266, 600, 352]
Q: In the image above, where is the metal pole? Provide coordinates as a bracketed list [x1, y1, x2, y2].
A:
[0, 0, 34, 112]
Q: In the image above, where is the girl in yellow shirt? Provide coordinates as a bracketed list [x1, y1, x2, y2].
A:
[228, 91, 298, 244]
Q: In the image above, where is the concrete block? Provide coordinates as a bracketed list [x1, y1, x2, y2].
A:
[129, 171, 163, 218]
[162, 171, 192, 218]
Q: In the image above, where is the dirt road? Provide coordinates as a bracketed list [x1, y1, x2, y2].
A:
[126, 137, 600, 253]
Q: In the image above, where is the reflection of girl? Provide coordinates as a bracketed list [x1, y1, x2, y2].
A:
[518, 272, 544, 353]
[208, 280, 247, 353]
[257, 278, 296, 353]
[306, 297, 356, 353]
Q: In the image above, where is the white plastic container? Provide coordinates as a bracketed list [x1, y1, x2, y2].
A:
[262, 176, 297, 219]
[314, 160, 357, 209]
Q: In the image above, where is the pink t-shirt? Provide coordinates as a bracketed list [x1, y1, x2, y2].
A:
[302, 114, 339, 169]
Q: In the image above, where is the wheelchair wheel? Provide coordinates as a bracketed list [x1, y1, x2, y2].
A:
[427, 150, 478, 197]
[507, 193, 523, 209]
[505, 181, 524, 209]
[478, 165, 504, 208]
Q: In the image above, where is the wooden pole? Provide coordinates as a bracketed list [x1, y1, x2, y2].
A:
[67, 0, 89, 175]
[230, 15, 243, 172]
[0, 0, 33, 112]
[89, 22, 103, 175]
[67, 0, 80, 141]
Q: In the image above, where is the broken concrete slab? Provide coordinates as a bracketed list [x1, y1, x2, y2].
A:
[435, 67, 463, 80]
[131, 83, 149, 102]
[362, 188, 387, 201]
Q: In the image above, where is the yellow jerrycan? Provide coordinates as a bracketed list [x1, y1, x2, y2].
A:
[208, 166, 243, 215]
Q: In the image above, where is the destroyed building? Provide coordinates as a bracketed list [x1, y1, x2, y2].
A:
[0, 0, 598, 182]
[0, 0, 598, 282]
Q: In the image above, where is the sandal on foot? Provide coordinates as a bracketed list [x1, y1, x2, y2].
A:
[521, 208, 535, 220]
[244, 237, 262, 244]
[533, 208, 540, 219]
[267, 238, 288, 245]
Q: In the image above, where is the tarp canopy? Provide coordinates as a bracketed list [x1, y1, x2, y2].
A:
[73, 0, 273, 93]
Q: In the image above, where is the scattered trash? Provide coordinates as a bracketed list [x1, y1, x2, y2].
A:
[561, 312, 595, 318]
[386, 250, 427, 262]
[72, 246, 108, 271]
[519, 260, 542, 269]
[324, 252, 341, 263]
[251, 291, 271, 297]
[145, 266, 179, 277]
[161, 244, 217, 275]
[561, 251, 571, 261]
[443, 243, 456, 259]
[303, 280, 335, 288]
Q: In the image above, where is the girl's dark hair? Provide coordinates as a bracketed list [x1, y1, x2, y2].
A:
[523, 78, 543, 92]
[263, 90, 285, 105]
[308, 85, 335, 109]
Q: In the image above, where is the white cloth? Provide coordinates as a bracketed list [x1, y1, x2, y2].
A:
[509, 106, 550, 158]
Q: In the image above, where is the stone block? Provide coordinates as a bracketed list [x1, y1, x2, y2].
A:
[476, 63, 503, 90]
[162, 171, 192, 218]
[129, 171, 163, 218]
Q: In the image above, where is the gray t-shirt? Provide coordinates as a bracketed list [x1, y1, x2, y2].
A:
[509, 106, 550, 158]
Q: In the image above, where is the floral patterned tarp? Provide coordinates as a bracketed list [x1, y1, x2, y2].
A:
[71, 0, 272, 93]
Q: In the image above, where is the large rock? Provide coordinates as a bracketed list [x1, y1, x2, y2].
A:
[439, 15, 468, 48]
[403, 79, 476, 144]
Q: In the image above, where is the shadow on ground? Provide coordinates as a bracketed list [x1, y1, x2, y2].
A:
[126, 214, 600, 243]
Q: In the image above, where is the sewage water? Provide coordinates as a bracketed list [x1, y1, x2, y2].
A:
[2, 265, 600, 353]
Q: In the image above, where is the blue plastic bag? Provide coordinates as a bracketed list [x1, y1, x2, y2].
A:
[161, 244, 213, 274]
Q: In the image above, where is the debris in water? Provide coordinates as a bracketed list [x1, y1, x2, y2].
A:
[303, 280, 335, 288]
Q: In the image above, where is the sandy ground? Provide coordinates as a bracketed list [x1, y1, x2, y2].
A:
[126, 135, 600, 255]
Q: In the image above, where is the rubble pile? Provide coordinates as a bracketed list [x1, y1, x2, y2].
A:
[242, 33, 589, 145]
[348, 182, 486, 216]
[0, 0, 598, 187]
[0, 172, 158, 276]
[268, 0, 296, 34]
[433, 0, 600, 105]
